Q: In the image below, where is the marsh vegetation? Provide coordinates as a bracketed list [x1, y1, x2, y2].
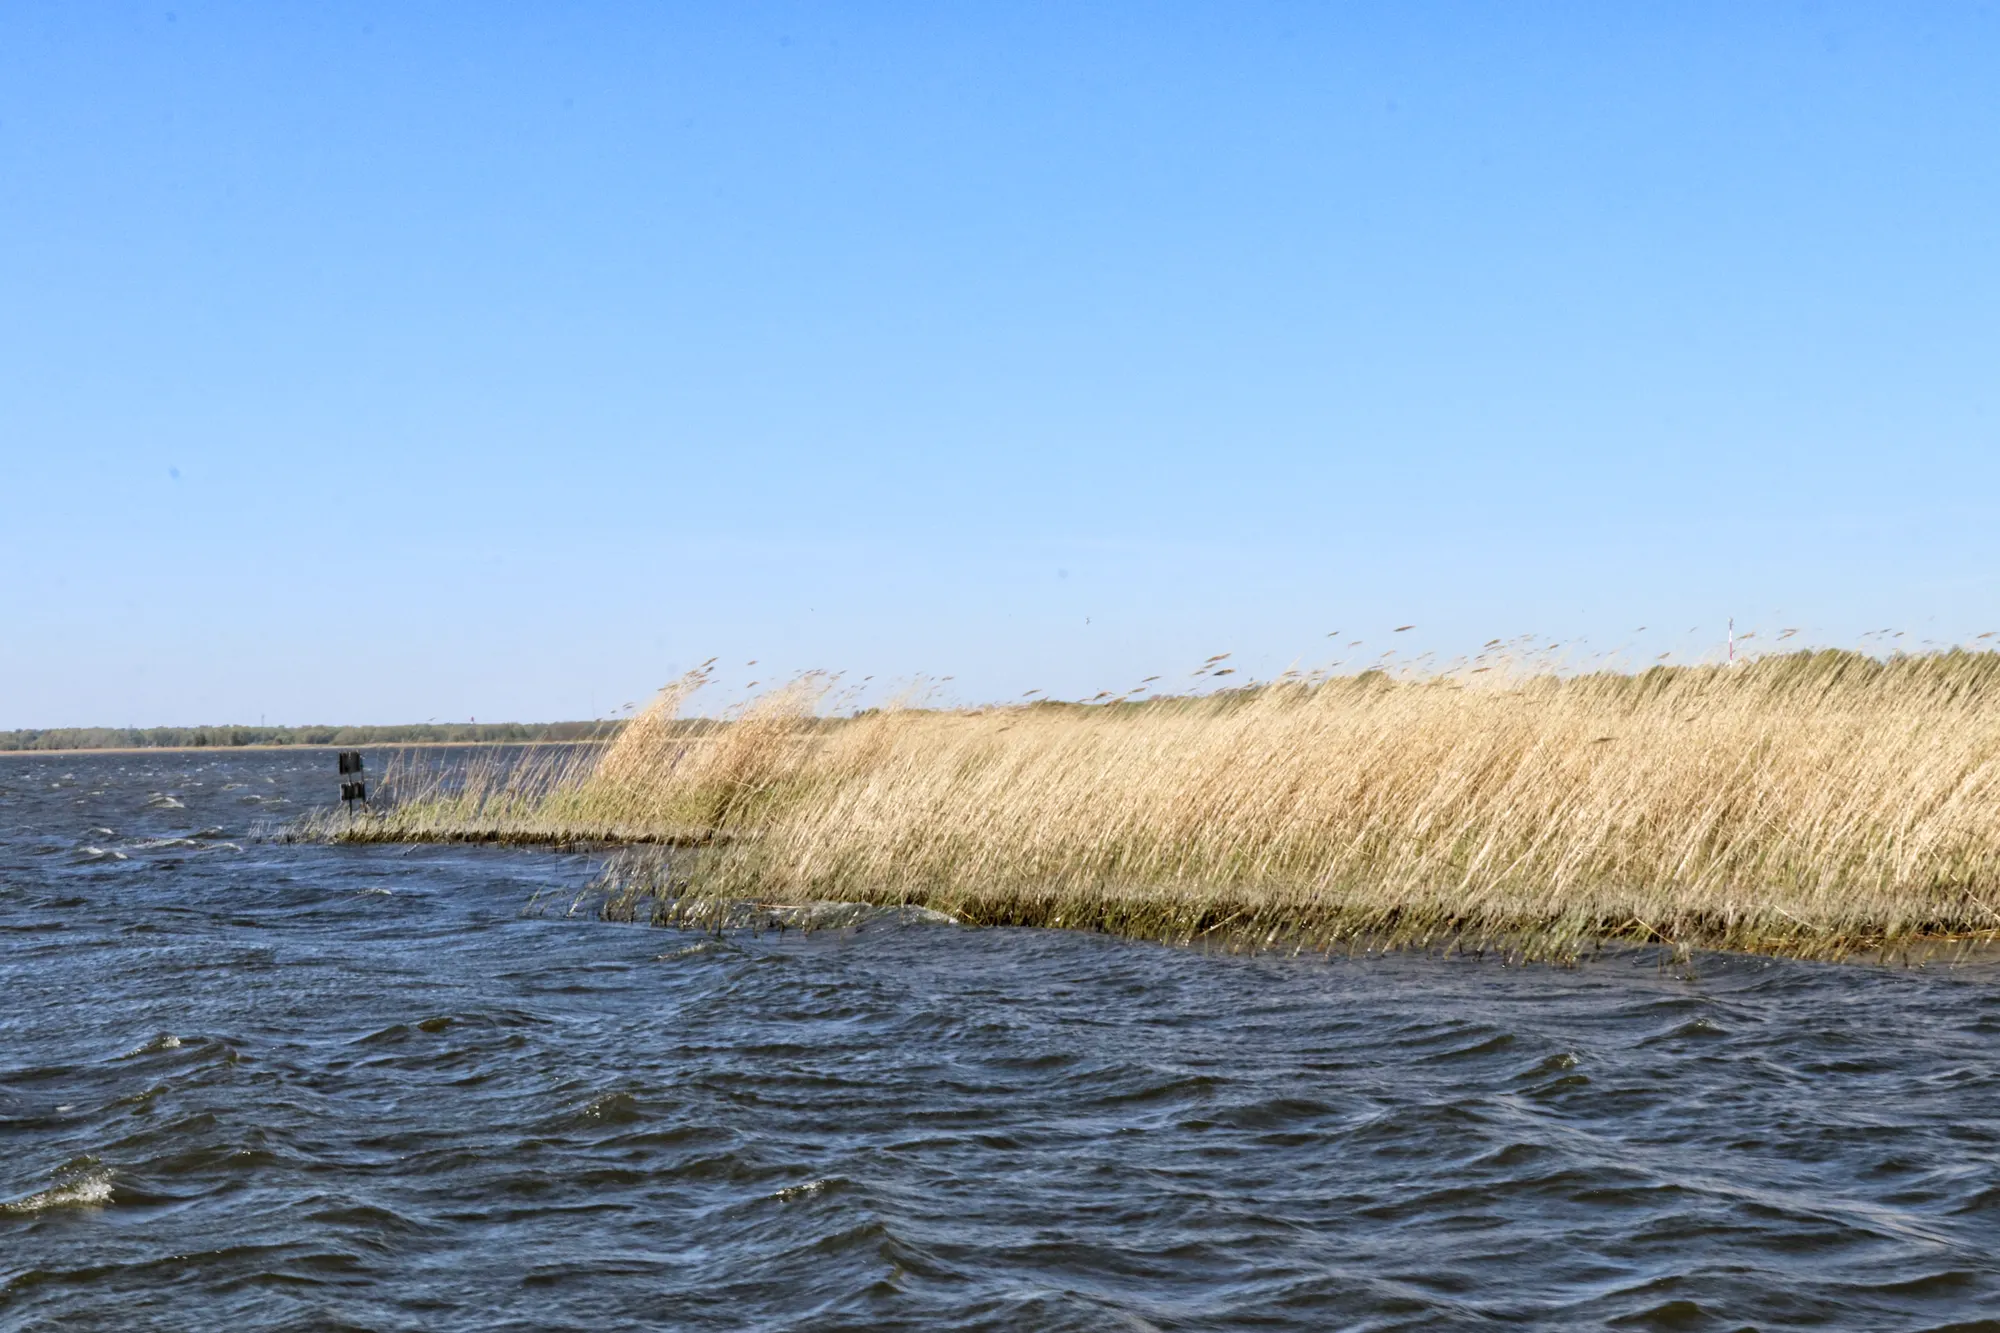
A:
[301, 650, 2000, 960]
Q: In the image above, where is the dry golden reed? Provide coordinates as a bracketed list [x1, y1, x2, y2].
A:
[314, 650, 2000, 960]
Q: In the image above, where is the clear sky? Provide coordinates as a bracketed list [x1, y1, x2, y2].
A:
[4, 3, 1997, 726]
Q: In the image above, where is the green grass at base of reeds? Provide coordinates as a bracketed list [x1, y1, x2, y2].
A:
[588, 847, 2000, 965]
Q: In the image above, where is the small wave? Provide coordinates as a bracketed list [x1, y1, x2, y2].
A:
[123, 1034, 183, 1057]
[143, 794, 186, 809]
[126, 836, 240, 854]
[1638, 1016, 1729, 1047]
[657, 940, 736, 960]
[1608, 1298, 1711, 1327]
[771, 1177, 840, 1202]
[1419, 1030, 1517, 1063]
[579, 1091, 645, 1124]
[2, 1164, 114, 1214]
[74, 846, 129, 862]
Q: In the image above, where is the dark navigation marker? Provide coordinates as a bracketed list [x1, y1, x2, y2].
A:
[337, 751, 367, 811]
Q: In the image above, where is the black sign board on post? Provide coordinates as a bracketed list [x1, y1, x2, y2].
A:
[337, 751, 367, 818]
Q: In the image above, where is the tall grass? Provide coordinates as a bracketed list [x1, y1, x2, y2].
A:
[314, 651, 2000, 959]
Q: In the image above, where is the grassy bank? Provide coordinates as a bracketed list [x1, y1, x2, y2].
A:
[306, 651, 2000, 960]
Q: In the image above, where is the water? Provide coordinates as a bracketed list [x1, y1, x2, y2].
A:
[3, 751, 1998, 1331]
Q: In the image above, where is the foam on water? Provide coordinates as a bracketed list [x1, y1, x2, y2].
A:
[2, 1165, 114, 1215]
[121, 1034, 184, 1057]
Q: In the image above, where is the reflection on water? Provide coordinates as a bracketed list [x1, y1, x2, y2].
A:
[2, 750, 1998, 1329]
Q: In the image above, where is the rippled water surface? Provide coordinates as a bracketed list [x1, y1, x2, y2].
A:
[4, 750, 2000, 1330]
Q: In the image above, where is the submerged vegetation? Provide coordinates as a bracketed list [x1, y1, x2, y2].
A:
[301, 650, 2000, 961]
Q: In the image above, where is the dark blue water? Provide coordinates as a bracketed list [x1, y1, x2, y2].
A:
[3, 750, 1999, 1330]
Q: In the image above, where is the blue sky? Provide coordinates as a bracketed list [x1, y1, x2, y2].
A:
[4, 3, 1997, 726]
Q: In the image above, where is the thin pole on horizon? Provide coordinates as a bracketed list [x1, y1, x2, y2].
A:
[1728, 618, 1735, 664]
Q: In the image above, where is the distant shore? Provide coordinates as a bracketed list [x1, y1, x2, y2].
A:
[0, 739, 613, 758]
[0, 721, 624, 754]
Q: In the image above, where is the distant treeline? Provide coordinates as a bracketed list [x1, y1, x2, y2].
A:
[0, 721, 627, 752]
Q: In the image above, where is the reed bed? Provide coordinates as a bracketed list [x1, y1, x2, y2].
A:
[312, 651, 2000, 960]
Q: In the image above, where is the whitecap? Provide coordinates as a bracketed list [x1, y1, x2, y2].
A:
[771, 1178, 836, 1202]
[2, 1165, 114, 1214]
[143, 794, 186, 810]
[76, 847, 129, 862]
[123, 1034, 183, 1057]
